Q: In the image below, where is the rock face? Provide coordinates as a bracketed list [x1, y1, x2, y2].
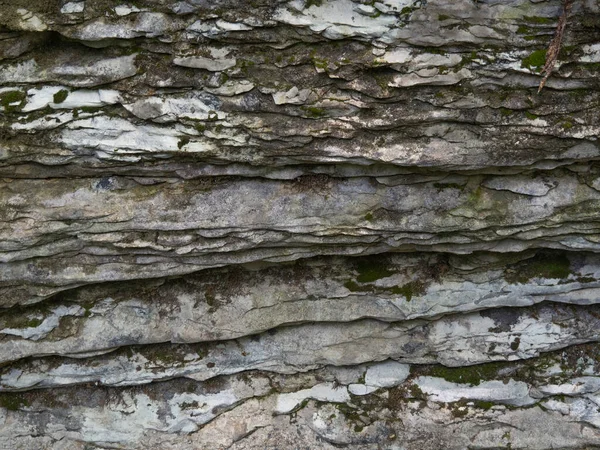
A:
[1, 0, 600, 448]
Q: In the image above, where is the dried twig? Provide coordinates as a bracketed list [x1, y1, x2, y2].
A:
[538, 0, 574, 93]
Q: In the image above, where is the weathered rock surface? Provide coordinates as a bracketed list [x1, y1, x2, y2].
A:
[1, 0, 600, 448]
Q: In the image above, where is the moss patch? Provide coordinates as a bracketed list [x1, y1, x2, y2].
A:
[53, 89, 69, 104]
[523, 16, 555, 25]
[510, 337, 521, 351]
[525, 111, 538, 120]
[2, 312, 46, 330]
[0, 393, 29, 411]
[521, 49, 547, 72]
[425, 361, 506, 386]
[24, 317, 43, 328]
[449, 403, 469, 418]
[391, 281, 426, 302]
[562, 120, 574, 129]
[504, 252, 571, 284]
[473, 400, 495, 410]
[355, 258, 394, 283]
[301, 106, 326, 118]
[0, 90, 26, 113]
[142, 344, 189, 366]
[305, 0, 323, 7]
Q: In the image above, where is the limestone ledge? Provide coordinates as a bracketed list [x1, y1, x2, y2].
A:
[0, 0, 598, 49]
[2, 302, 600, 391]
[0, 0, 598, 176]
[3, 345, 600, 449]
[4, 171, 600, 306]
[0, 250, 598, 365]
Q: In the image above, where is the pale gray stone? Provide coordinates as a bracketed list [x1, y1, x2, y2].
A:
[2, 0, 600, 448]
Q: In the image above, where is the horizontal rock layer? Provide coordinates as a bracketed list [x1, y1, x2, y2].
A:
[1, 0, 600, 448]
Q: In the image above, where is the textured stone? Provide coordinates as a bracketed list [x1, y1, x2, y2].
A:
[1, 0, 600, 448]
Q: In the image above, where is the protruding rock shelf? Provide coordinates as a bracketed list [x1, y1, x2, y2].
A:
[1, 0, 600, 448]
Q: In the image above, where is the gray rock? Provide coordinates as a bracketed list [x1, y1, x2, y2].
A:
[3, 303, 600, 391]
[3, 251, 600, 364]
[2, 0, 600, 447]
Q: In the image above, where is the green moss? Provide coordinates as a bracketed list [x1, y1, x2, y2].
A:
[177, 137, 190, 149]
[25, 317, 43, 328]
[562, 120, 574, 129]
[577, 276, 596, 283]
[516, 25, 533, 35]
[0, 393, 29, 411]
[335, 403, 362, 423]
[400, 5, 418, 17]
[305, 0, 323, 7]
[301, 106, 326, 118]
[357, 372, 366, 384]
[81, 300, 95, 318]
[218, 72, 230, 85]
[3, 314, 44, 329]
[500, 107, 513, 117]
[296, 398, 310, 411]
[467, 187, 483, 205]
[344, 257, 434, 299]
[79, 106, 103, 114]
[409, 384, 424, 398]
[146, 346, 186, 366]
[364, 212, 374, 222]
[450, 404, 469, 418]
[312, 57, 328, 69]
[510, 337, 521, 351]
[237, 59, 256, 73]
[0, 90, 26, 113]
[521, 49, 547, 72]
[427, 361, 504, 386]
[195, 123, 206, 133]
[391, 281, 426, 302]
[473, 400, 495, 410]
[438, 14, 450, 21]
[355, 259, 394, 283]
[455, 51, 479, 70]
[344, 280, 372, 292]
[53, 89, 69, 104]
[523, 16, 555, 25]
[504, 252, 571, 284]
[559, 45, 577, 59]
[205, 290, 217, 309]
[525, 111, 538, 120]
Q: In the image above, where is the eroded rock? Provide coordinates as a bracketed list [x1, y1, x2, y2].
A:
[1, 0, 600, 447]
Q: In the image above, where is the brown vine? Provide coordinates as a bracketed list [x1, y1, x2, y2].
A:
[538, 0, 574, 93]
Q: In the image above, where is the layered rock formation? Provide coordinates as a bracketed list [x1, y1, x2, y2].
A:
[1, 0, 600, 448]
